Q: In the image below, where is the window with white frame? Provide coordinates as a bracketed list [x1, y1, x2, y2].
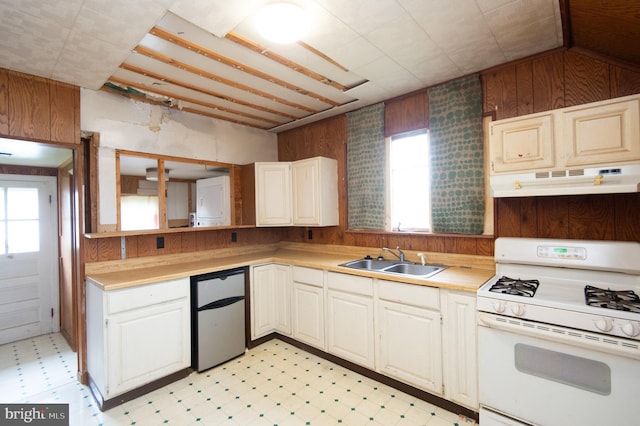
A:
[388, 130, 431, 232]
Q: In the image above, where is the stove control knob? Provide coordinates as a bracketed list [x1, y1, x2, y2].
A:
[620, 321, 640, 337]
[510, 303, 526, 316]
[594, 317, 613, 332]
[492, 301, 506, 313]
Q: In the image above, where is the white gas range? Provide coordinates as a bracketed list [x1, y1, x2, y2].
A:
[477, 238, 640, 426]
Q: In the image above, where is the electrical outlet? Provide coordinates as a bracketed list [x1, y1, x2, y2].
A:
[156, 236, 164, 249]
[307, 230, 313, 240]
[231, 232, 237, 242]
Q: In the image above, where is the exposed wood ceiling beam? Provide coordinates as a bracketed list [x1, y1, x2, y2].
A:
[100, 85, 270, 130]
[120, 63, 299, 120]
[225, 32, 349, 91]
[108, 75, 284, 126]
[133, 45, 319, 113]
[149, 26, 342, 107]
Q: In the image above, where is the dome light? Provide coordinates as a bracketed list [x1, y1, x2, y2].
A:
[255, 3, 309, 44]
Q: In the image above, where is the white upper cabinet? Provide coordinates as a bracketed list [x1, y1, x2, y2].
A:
[562, 97, 640, 167]
[255, 156, 338, 227]
[292, 157, 339, 226]
[490, 94, 640, 175]
[255, 162, 292, 226]
[490, 113, 555, 173]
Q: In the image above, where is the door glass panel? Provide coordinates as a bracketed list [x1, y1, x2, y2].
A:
[8, 220, 39, 253]
[8, 188, 39, 219]
[0, 188, 4, 220]
[3, 188, 40, 254]
[0, 188, 4, 254]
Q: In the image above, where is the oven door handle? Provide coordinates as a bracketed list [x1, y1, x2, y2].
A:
[478, 312, 640, 360]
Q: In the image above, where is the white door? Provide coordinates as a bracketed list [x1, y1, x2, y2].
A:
[0, 175, 59, 344]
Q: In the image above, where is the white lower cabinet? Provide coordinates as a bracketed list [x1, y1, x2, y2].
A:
[326, 272, 375, 369]
[249, 265, 479, 411]
[292, 266, 325, 350]
[377, 280, 443, 395]
[250, 263, 291, 339]
[86, 277, 190, 402]
[441, 290, 478, 409]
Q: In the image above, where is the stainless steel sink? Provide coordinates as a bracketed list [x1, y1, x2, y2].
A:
[381, 263, 445, 278]
[339, 258, 446, 278]
[339, 259, 401, 271]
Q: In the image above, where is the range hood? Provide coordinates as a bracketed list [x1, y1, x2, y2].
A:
[490, 164, 640, 197]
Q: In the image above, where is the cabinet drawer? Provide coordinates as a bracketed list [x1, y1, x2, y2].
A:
[327, 272, 373, 296]
[378, 280, 440, 310]
[107, 278, 189, 315]
[292, 266, 323, 287]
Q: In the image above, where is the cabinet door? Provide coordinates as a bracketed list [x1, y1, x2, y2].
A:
[490, 114, 554, 173]
[255, 163, 292, 226]
[327, 289, 375, 369]
[273, 264, 292, 335]
[292, 282, 324, 349]
[441, 291, 478, 409]
[251, 264, 291, 339]
[292, 157, 338, 226]
[562, 98, 640, 167]
[251, 265, 276, 339]
[106, 297, 190, 397]
[292, 158, 321, 225]
[378, 300, 443, 394]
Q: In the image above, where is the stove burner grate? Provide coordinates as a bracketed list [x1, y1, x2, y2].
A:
[489, 276, 539, 297]
[585, 285, 640, 313]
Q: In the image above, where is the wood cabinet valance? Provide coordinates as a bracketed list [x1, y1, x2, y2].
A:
[384, 89, 428, 137]
[0, 68, 80, 144]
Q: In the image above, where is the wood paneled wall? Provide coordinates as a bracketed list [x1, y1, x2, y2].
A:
[85, 47, 640, 263]
[277, 48, 640, 253]
[481, 49, 640, 120]
[384, 89, 428, 137]
[84, 227, 283, 262]
[0, 68, 80, 144]
[494, 193, 640, 242]
[482, 49, 640, 242]
[277, 102, 495, 256]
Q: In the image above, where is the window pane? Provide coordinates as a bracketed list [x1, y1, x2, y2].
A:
[121, 195, 159, 231]
[390, 132, 430, 230]
[8, 188, 39, 220]
[0, 223, 5, 255]
[8, 220, 39, 253]
[0, 187, 5, 220]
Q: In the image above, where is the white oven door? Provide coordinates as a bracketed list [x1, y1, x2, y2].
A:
[478, 314, 639, 426]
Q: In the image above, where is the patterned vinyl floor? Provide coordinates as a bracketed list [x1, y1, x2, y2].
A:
[0, 333, 475, 425]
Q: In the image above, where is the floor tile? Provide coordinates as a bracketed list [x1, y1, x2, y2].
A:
[0, 334, 474, 425]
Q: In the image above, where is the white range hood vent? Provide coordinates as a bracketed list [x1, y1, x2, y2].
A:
[490, 164, 640, 197]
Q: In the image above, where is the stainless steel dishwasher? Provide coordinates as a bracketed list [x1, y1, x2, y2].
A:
[190, 267, 246, 372]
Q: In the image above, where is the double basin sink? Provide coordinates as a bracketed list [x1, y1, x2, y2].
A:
[339, 258, 446, 279]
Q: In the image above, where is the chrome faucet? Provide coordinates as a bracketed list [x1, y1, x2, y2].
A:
[382, 246, 405, 262]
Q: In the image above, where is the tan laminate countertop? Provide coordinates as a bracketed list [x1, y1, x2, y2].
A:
[86, 246, 495, 293]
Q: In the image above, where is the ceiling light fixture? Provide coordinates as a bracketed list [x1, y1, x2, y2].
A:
[255, 2, 309, 44]
[146, 167, 170, 181]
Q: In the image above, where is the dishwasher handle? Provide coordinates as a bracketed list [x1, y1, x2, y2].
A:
[198, 295, 245, 312]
